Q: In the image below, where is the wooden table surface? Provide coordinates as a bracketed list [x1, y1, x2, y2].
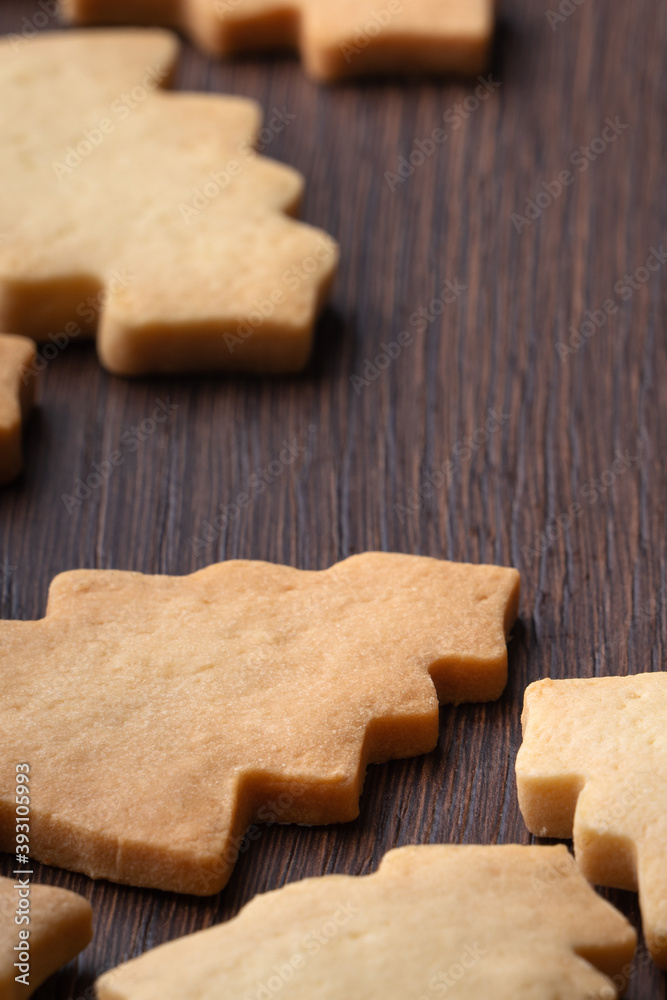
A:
[1, 0, 665, 997]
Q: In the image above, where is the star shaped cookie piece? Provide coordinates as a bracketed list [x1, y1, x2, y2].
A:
[0, 30, 338, 375]
[60, 0, 495, 81]
[516, 672, 667, 968]
[0, 334, 36, 485]
[0, 554, 519, 894]
[95, 845, 635, 1000]
[0, 876, 93, 999]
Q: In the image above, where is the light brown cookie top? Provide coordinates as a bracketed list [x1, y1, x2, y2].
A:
[0, 333, 37, 485]
[516, 672, 667, 968]
[60, 0, 494, 82]
[0, 876, 92, 1000]
[95, 844, 636, 1000]
[0, 554, 519, 894]
[0, 30, 338, 376]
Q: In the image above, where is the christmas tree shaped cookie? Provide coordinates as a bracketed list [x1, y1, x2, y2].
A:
[95, 845, 636, 1000]
[0, 554, 519, 894]
[0, 30, 337, 375]
[517, 672, 667, 968]
[60, 0, 495, 82]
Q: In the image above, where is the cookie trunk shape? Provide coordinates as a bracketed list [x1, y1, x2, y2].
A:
[0, 30, 338, 376]
[60, 0, 495, 82]
[0, 334, 37, 484]
[0, 877, 93, 999]
[516, 673, 667, 969]
[0, 554, 519, 894]
[95, 845, 635, 1000]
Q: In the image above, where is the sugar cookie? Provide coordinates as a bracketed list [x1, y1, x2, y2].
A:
[96, 844, 636, 1000]
[60, 0, 495, 82]
[517, 672, 667, 968]
[0, 30, 337, 375]
[0, 554, 519, 893]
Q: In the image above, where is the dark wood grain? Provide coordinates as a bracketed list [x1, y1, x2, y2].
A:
[1, 0, 666, 996]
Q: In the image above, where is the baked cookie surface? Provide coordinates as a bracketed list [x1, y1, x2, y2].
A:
[0, 554, 519, 893]
[60, 0, 495, 81]
[517, 672, 667, 968]
[95, 844, 635, 1000]
[0, 30, 338, 375]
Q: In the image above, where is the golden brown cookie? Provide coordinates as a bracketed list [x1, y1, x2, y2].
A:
[516, 672, 667, 968]
[96, 844, 636, 1000]
[0, 554, 519, 894]
[0, 30, 337, 375]
[0, 876, 92, 999]
[60, 0, 495, 81]
[0, 334, 36, 485]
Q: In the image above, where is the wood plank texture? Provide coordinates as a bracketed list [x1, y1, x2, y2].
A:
[1, 0, 665, 997]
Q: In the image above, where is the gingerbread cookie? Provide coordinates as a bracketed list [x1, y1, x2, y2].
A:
[60, 0, 495, 82]
[0, 30, 337, 376]
[0, 554, 519, 894]
[96, 844, 635, 1000]
[516, 672, 667, 968]
[0, 876, 92, 999]
[0, 334, 37, 485]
